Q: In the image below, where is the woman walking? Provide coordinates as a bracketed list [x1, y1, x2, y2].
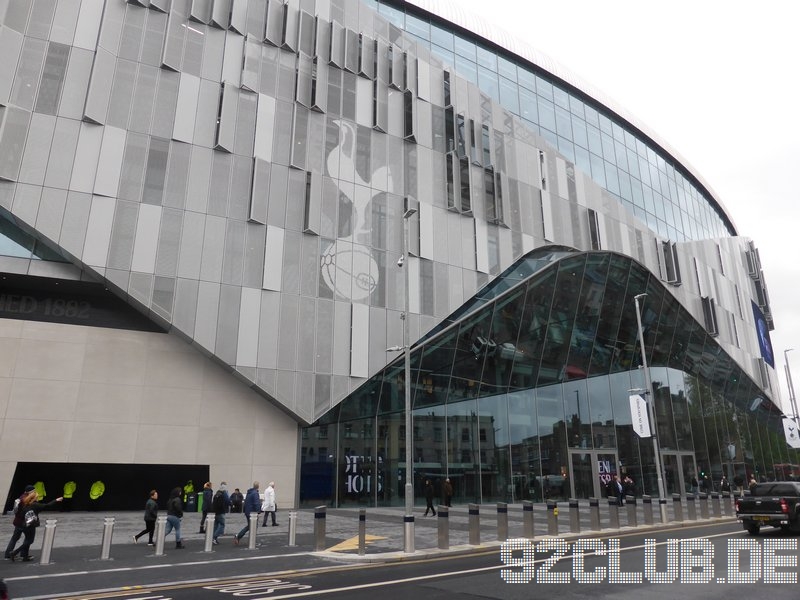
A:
[164, 487, 185, 549]
[9, 489, 63, 561]
[133, 490, 158, 545]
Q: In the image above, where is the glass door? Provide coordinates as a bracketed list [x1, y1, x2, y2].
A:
[569, 450, 619, 499]
[662, 452, 697, 496]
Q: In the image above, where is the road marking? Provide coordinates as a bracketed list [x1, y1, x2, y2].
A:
[326, 534, 386, 552]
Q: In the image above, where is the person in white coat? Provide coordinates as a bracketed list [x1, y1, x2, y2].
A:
[261, 482, 278, 526]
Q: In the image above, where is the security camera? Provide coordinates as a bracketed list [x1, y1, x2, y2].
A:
[397, 255, 405, 267]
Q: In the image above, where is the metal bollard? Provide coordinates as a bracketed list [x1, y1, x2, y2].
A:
[288, 510, 297, 546]
[607, 498, 620, 530]
[204, 515, 215, 552]
[247, 513, 259, 549]
[437, 506, 449, 550]
[569, 499, 580, 534]
[358, 509, 366, 556]
[100, 517, 115, 560]
[468, 504, 480, 545]
[522, 501, 534, 539]
[686, 494, 697, 520]
[154, 515, 167, 556]
[711, 492, 721, 518]
[672, 494, 684, 522]
[626, 496, 637, 528]
[546, 500, 558, 536]
[589, 498, 600, 531]
[497, 503, 508, 542]
[722, 492, 733, 516]
[39, 519, 57, 565]
[642, 495, 653, 525]
[659, 498, 668, 524]
[314, 505, 327, 551]
[699, 493, 709, 519]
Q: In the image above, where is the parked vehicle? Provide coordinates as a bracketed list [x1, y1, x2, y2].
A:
[735, 481, 800, 535]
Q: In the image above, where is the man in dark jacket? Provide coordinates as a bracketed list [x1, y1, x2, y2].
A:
[234, 482, 261, 545]
[423, 480, 436, 516]
[212, 482, 232, 545]
[164, 487, 185, 549]
[199, 482, 213, 534]
[230, 488, 244, 513]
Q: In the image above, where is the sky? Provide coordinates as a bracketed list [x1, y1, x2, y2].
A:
[452, 0, 800, 410]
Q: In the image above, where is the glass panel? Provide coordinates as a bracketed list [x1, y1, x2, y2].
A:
[536, 384, 568, 501]
[476, 393, 509, 502]
[446, 398, 478, 504]
[509, 269, 556, 392]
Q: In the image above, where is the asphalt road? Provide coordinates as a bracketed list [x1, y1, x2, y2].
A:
[10, 520, 800, 600]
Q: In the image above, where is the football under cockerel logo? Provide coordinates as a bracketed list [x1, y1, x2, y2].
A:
[321, 120, 396, 302]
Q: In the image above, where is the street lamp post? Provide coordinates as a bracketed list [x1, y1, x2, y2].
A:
[633, 293, 667, 520]
[785, 349, 798, 422]
[401, 207, 416, 553]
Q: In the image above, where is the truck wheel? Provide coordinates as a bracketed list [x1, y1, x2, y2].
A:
[746, 524, 760, 536]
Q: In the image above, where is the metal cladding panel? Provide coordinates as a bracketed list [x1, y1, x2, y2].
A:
[0, 0, 774, 423]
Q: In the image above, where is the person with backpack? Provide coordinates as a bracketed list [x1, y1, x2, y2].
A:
[164, 487, 185, 549]
[4, 485, 35, 560]
[212, 482, 231, 545]
[133, 490, 158, 545]
[198, 482, 213, 534]
[8, 488, 63, 561]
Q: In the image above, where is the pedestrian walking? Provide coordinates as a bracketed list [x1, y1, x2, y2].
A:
[443, 478, 453, 507]
[4, 485, 34, 560]
[423, 479, 436, 516]
[164, 487, 185, 549]
[199, 482, 213, 534]
[212, 482, 231, 545]
[133, 490, 158, 545]
[234, 481, 261, 544]
[7, 489, 63, 561]
[230, 488, 244, 513]
[261, 482, 278, 526]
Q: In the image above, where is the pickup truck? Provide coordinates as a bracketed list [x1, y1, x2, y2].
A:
[735, 481, 800, 535]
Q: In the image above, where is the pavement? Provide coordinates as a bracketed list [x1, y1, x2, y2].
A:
[0, 498, 740, 574]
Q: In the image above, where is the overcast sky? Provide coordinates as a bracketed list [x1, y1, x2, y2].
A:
[453, 0, 800, 409]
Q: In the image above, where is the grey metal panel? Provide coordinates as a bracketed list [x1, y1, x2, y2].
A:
[81, 195, 116, 267]
[229, 0, 248, 34]
[367, 305, 387, 377]
[355, 76, 371, 126]
[280, 229, 301, 294]
[140, 9, 168, 67]
[0, 26, 23, 105]
[215, 284, 241, 364]
[58, 46, 93, 120]
[154, 207, 182, 276]
[262, 224, 284, 290]
[150, 69, 180, 138]
[207, 151, 231, 216]
[97, 0, 126, 54]
[119, 3, 146, 61]
[221, 218, 245, 285]
[314, 15, 330, 63]
[229, 154, 252, 221]
[249, 157, 269, 223]
[172, 279, 200, 336]
[299, 232, 318, 296]
[329, 21, 344, 68]
[257, 289, 280, 369]
[303, 171, 321, 234]
[343, 27, 358, 73]
[73, 0, 104, 50]
[199, 213, 226, 282]
[149, 0, 171, 12]
[271, 99, 293, 167]
[50, 0, 82, 46]
[190, 0, 213, 24]
[141, 136, 170, 205]
[295, 53, 313, 108]
[83, 47, 115, 124]
[296, 295, 316, 371]
[152, 275, 175, 319]
[106, 58, 137, 129]
[298, 9, 315, 56]
[194, 280, 221, 352]
[390, 45, 404, 90]
[242, 221, 266, 287]
[127, 271, 154, 306]
[201, 26, 225, 81]
[254, 93, 275, 161]
[215, 82, 237, 152]
[58, 190, 91, 258]
[193, 77, 220, 147]
[163, 140, 191, 209]
[185, 145, 211, 213]
[176, 209, 205, 279]
[129, 63, 158, 134]
[18, 112, 56, 186]
[161, 9, 186, 71]
[43, 116, 79, 189]
[11, 36, 47, 111]
[311, 58, 329, 113]
[210, 0, 232, 29]
[236, 286, 261, 367]
[349, 302, 368, 377]
[117, 131, 147, 202]
[241, 35, 260, 92]
[234, 89, 257, 157]
[69, 121, 103, 194]
[107, 200, 139, 270]
[315, 297, 333, 374]
[0, 181, 14, 211]
[277, 291, 299, 370]
[93, 124, 126, 197]
[282, 1, 299, 51]
[131, 203, 162, 273]
[264, 0, 284, 46]
[35, 186, 67, 242]
[11, 183, 42, 229]
[290, 105, 308, 169]
[358, 34, 375, 79]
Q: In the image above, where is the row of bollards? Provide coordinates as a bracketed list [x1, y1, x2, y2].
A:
[28, 493, 738, 564]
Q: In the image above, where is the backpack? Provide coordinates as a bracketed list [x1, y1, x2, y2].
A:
[212, 490, 225, 513]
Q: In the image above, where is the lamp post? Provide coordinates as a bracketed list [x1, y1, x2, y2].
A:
[401, 207, 417, 553]
[633, 293, 667, 520]
[785, 349, 798, 422]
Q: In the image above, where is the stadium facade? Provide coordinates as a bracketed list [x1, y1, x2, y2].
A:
[0, 0, 793, 510]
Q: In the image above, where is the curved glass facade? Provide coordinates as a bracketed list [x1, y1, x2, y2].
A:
[300, 249, 795, 506]
[368, 0, 734, 243]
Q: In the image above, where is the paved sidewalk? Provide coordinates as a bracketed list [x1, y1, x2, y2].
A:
[0, 498, 739, 572]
